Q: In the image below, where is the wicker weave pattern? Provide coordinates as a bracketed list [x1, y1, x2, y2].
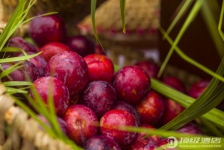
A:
[0, 84, 73, 150]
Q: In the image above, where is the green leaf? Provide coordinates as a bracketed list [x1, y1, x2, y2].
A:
[158, 0, 203, 77]
[0, 52, 41, 63]
[164, 0, 193, 37]
[91, 0, 103, 49]
[159, 26, 224, 82]
[152, 56, 224, 129]
[3, 81, 32, 87]
[218, 0, 224, 40]
[120, 0, 126, 33]
[201, 0, 224, 58]
[151, 78, 224, 129]
[0, 62, 23, 79]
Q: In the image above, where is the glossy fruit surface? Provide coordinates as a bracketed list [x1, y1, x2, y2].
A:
[100, 109, 138, 148]
[177, 122, 203, 135]
[18, 52, 47, 77]
[156, 98, 185, 127]
[32, 76, 69, 116]
[136, 90, 164, 125]
[162, 76, 186, 93]
[188, 80, 210, 99]
[112, 66, 150, 105]
[135, 60, 160, 79]
[112, 101, 141, 125]
[46, 51, 89, 95]
[8, 37, 37, 56]
[83, 135, 121, 150]
[22, 61, 40, 82]
[40, 42, 71, 62]
[29, 14, 67, 46]
[63, 104, 98, 146]
[66, 35, 95, 57]
[84, 54, 114, 83]
[0, 63, 25, 81]
[81, 81, 116, 118]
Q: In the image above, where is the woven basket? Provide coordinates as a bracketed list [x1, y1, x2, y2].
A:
[0, 83, 73, 150]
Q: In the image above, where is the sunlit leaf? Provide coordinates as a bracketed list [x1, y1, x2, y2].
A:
[120, 0, 126, 33]
[158, 0, 203, 77]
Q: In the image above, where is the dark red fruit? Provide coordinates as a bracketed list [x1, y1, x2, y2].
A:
[162, 76, 186, 93]
[84, 54, 114, 83]
[66, 35, 95, 57]
[83, 135, 121, 150]
[135, 60, 160, 79]
[126, 140, 146, 150]
[188, 80, 210, 99]
[37, 115, 69, 136]
[136, 90, 164, 125]
[81, 81, 116, 118]
[112, 66, 150, 105]
[112, 101, 141, 125]
[8, 37, 37, 56]
[29, 14, 67, 46]
[32, 76, 69, 116]
[63, 104, 98, 146]
[156, 98, 185, 127]
[177, 122, 203, 135]
[137, 124, 161, 143]
[45, 51, 89, 95]
[94, 44, 106, 55]
[0, 63, 25, 81]
[18, 52, 47, 77]
[100, 109, 138, 148]
[21, 61, 41, 82]
[40, 42, 71, 62]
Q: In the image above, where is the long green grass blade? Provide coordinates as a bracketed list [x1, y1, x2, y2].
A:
[3, 81, 32, 86]
[154, 63, 224, 130]
[158, 0, 203, 77]
[91, 0, 103, 47]
[165, 0, 193, 37]
[12, 95, 56, 138]
[0, 52, 41, 63]
[0, 62, 23, 79]
[151, 78, 224, 129]
[159, 26, 224, 82]
[0, 0, 26, 50]
[120, 0, 126, 33]
[218, 0, 224, 40]
[201, 0, 224, 58]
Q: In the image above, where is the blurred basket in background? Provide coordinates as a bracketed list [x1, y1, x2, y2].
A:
[78, 0, 201, 88]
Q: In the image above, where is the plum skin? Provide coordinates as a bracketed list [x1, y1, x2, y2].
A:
[83, 135, 121, 150]
[136, 90, 164, 125]
[100, 109, 138, 148]
[66, 35, 95, 57]
[135, 60, 160, 79]
[32, 76, 69, 117]
[84, 54, 114, 83]
[63, 104, 98, 146]
[81, 81, 116, 118]
[29, 14, 67, 46]
[112, 101, 141, 125]
[112, 66, 151, 105]
[40, 42, 71, 62]
[45, 51, 89, 95]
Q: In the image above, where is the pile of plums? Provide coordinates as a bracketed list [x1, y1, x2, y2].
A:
[2, 14, 223, 150]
